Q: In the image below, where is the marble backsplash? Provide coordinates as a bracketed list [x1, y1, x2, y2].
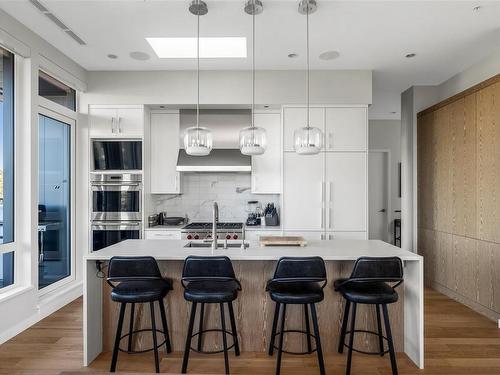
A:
[150, 172, 280, 222]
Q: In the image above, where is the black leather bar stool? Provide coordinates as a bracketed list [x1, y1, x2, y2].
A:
[334, 256, 403, 375]
[266, 257, 327, 375]
[107, 256, 173, 373]
[181, 256, 241, 374]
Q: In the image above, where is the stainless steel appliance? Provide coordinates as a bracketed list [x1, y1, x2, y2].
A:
[92, 140, 142, 171]
[91, 173, 142, 221]
[91, 221, 142, 251]
[181, 222, 244, 241]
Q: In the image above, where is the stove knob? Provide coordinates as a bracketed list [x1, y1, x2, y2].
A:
[206, 234, 212, 239]
[233, 234, 239, 240]
[194, 234, 200, 240]
[225, 234, 232, 240]
[187, 234, 193, 240]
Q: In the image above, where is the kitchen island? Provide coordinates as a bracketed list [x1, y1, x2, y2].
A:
[83, 239, 423, 369]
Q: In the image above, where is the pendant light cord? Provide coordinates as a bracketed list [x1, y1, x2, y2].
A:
[306, 2, 310, 130]
[252, 6, 255, 130]
[196, 6, 200, 136]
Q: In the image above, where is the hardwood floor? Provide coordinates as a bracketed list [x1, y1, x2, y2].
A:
[1, 288, 500, 374]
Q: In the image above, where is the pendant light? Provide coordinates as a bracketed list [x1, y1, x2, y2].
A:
[239, 0, 267, 156]
[293, 0, 323, 155]
[184, 0, 213, 156]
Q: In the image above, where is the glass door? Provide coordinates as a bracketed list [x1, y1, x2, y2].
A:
[38, 113, 72, 289]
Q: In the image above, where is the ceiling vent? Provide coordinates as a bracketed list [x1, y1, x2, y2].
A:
[29, 0, 86, 45]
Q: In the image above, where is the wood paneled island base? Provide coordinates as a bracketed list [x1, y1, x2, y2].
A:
[84, 239, 423, 369]
[101, 260, 404, 354]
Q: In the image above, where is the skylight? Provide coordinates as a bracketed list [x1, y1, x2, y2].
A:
[146, 37, 247, 58]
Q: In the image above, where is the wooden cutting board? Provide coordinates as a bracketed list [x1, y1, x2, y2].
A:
[259, 236, 307, 247]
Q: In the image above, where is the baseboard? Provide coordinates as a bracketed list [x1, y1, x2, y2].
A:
[0, 281, 83, 345]
[430, 281, 500, 322]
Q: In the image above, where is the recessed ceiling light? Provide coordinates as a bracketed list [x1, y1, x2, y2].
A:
[130, 51, 150, 61]
[405, 53, 416, 58]
[146, 37, 247, 58]
[107, 54, 118, 59]
[473, 5, 481, 12]
[391, 111, 397, 114]
[264, 105, 269, 108]
[288, 53, 298, 58]
[319, 50, 340, 61]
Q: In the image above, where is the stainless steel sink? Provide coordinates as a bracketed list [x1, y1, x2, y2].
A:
[184, 242, 249, 249]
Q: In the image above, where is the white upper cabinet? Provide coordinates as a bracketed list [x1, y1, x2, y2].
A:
[325, 152, 366, 231]
[89, 105, 144, 137]
[325, 107, 367, 151]
[149, 111, 180, 194]
[283, 107, 324, 151]
[282, 152, 324, 230]
[251, 112, 281, 194]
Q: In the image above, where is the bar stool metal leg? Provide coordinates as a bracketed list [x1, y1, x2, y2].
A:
[376, 304, 384, 356]
[219, 303, 230, 374]
[128, 303, 135, 352]
[382, 304, 398, 375]
[110, 302, 126, 372]
[197, 303, 205, 352]
[310, 303, 325, 375]
[228, 302, 240, 356]
[346, 302, 357, 375]
[182, 302, 197, 374]
[304, 304, 312, 353]
[159, 299, 172, 353]
[268, 302, 280, 356]
[275, 303, 287, 375]
[338, 300, 351, 354]
[149, 301, 160, 373]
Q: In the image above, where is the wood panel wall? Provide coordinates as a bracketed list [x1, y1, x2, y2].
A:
[417, 76, 500, 321]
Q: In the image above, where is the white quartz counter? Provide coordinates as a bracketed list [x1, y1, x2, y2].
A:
[84, 239, 422, 261]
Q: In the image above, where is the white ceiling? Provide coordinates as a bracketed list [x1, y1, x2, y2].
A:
[1, 0, 500, 118]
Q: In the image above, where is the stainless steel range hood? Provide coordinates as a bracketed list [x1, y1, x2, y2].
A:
[176, 149, 251, 172]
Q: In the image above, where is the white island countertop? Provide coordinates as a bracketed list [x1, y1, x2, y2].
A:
[84, 239, 421, 261]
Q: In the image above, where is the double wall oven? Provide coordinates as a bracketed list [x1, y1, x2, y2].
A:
[90, 172, 143, 251]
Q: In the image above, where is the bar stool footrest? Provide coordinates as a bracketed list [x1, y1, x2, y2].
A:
[118, 328, 167, 354]
[342, 329, 390, 355]
[189, 328, 237, 354]
[273, 329, 318, 355]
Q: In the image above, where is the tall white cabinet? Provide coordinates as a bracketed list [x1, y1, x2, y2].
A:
[282, 105, 368, 240]
[148, 111, 181, 194]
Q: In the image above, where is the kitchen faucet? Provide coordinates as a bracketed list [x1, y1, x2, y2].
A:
[212, 201, 218, 250]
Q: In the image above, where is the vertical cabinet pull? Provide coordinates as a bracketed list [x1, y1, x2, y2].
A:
[111, 117, 115, 133]
[320, 181, 325, 229]
[117, 117, 122, 133]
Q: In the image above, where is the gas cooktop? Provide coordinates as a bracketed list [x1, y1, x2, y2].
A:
[182, 222, 243, 231]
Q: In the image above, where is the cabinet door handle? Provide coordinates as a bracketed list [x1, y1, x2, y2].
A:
[328, 181, 333, 229]
[111, 117, 115, 133]
[117, 117, 122, 133]
[175, 174, 179, 191]
[320, 181, 325, 229]
[328, 132, 333, 149]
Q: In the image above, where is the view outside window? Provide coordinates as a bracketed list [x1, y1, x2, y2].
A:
[39, 71, 76, 111]
[0, 46, 15, 288]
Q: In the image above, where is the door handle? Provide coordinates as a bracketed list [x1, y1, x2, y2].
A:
[378, 209, 386, 213]
[117, 117, 122, 133]
[111, 117, 115, 133]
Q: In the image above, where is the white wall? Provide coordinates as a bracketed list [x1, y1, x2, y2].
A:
[369, 120, 401, 243]
[0, 9, 87, 344]
[80, 70, 372, 110]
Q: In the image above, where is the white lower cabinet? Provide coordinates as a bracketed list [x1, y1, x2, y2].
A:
[144, 230, 181, 240]
[282, 231, 324, 240]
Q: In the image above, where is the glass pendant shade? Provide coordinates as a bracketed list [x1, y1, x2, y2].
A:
[239, 126, 267, 155]
[183, 126, 213, 156]
[293, 126, 323, 155]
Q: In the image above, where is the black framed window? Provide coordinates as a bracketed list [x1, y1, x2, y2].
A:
[0, 46, 15, 289]
[39, 70, 76, 111]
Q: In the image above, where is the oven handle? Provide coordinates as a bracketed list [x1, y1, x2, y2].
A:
[91, 222, 142, 230]
[91, 183, 142, 191]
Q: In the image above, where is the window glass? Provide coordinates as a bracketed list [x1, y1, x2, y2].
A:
[0, 46, 14, 289]
[38, 71, 76, 111]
